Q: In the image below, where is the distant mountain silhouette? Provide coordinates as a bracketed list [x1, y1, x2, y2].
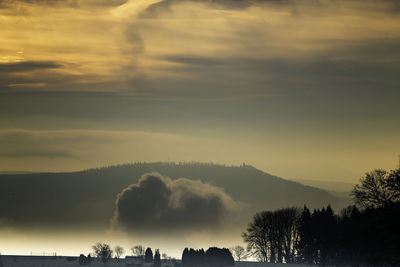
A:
[0, 162, 350, 230]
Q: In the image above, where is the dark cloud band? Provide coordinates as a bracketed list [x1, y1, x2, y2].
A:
[0, 0, 128, 8]
[0, 61, 61, 73]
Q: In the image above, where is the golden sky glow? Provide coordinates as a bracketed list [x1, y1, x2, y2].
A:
[1, 0, 400, 182]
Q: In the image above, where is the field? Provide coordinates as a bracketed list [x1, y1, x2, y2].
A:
[1, 256, 315, 267]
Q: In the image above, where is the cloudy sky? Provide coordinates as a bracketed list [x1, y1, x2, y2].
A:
[1, 0, 400, 183]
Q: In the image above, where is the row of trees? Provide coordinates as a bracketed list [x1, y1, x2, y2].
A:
[182, 247, 234, 267]
[89, 243, 166, 265]
[244, 205, 400, 266]
[296, 205, 339, 266]
[243, 167, 400, 266]
[89, 245, 234, 266]
[132, 245, 170, 261]
[297, 202, 400, 266]
[133, 246, 163, 267]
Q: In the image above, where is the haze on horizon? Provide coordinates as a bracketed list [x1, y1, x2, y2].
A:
[0, 162, 351, 258]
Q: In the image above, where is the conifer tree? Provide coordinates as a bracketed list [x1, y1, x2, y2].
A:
[145, 248, 154, 263]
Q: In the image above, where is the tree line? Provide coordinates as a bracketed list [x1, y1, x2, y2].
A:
[181, 247, 234, 267]
[242, 167, 400, 266]
[80, 244, 164, 265]
[83, 244, 234, 267]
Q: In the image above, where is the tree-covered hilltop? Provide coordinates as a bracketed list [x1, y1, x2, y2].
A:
[0, 162, 349, 230]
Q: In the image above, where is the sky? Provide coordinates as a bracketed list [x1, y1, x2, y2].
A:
[1, 0, 400, 258]
[1, 0, 400, 186]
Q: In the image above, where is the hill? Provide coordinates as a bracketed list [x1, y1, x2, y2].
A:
[0, 162, 350, 230]
[291, 178, 354, 193]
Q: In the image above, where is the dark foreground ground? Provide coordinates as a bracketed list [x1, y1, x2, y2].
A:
[0, 255, 315, 267]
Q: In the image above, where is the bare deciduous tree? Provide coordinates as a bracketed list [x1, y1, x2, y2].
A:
[92, 243, 112, 264]
[242, 211, 270, 262]
[351, 169, 400, 208]
[114, 246, 125, 261]
[242, 208, 300, 263]
[131, 245, 145, 256]
[230, 245, 247, 261]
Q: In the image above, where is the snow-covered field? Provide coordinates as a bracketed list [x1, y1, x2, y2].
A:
[1, 256, 315, 267]
[236, 262, 315, 267]
[1, 256, 124, 267]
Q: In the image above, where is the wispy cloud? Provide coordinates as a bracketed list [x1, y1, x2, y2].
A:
[1, 0, 399, 96]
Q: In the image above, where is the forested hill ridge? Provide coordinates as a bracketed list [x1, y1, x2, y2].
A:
[0, 162, 350, 230]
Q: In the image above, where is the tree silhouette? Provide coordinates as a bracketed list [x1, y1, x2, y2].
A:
[182, 248, 189, 267]
[79, 254, 90, 265]
[311, 205, 337, 267]
[131, 245, 145, 256]
[92, 243, 112, 264]
[145, 248, 154, 263]
[242, 211, 269, 262]
[387, 168, 400, 199]
[351, 169, 400, 208]
[114, 246, 125, 261]
[242, 208, 300, 263]
[206, 247, 234, 267]
[230, 246, 247, 261]
[296, 206, 314, 264]
[153, 249, 161, 267]
[184, 248, 206, 267]
[277, 207, 300, 263]
[182, 247, 233, 267]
